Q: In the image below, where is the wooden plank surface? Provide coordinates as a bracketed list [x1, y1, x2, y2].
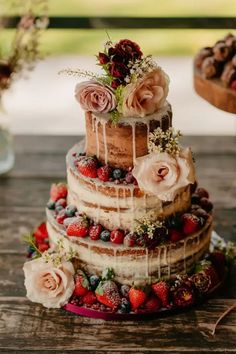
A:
[0, 135, 235, 353]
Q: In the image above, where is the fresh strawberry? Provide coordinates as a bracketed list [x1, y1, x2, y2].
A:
[181, 213, 200, 235]
[231, 80, 236, 90]
[169, 229, 183, 243]
[82, 291, 97, 305]
[196, 187, 209, 199]
[73, 270, 90, 297]
[97, 165, 112, 182]
[77, 156, 98, 178]
[128, 287, 147, 311]
[95, 280, 121, 309]
[144, 295, 161, 312]
[110, 229, 125, 244]
[89, 224, 103, 240]
[56, 209, 67, 224]
[33, 222, 48, 243]
[152, 281, 170, 308]
[66, 216, 89, 237]
[38, 243, 49, 252]
[50, 183, 67, 202]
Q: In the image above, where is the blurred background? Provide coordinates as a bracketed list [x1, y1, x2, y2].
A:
[1, 0, 236, 135]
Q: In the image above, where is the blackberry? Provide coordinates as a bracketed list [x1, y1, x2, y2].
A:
[118, 298, 131, 313]
[89, 275, 101, 291]
[112, 169, 123, 179]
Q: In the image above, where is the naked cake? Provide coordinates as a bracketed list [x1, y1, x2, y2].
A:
[23, 39, 231, 319]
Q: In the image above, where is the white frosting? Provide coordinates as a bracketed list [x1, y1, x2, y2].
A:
[46, 213, 212, 286]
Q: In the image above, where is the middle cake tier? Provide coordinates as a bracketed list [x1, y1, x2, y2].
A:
[67, 144, 192, 232]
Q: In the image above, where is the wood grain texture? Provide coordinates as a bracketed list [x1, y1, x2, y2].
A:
[194, 69, 236, 114]
[0, 135, 235, 353]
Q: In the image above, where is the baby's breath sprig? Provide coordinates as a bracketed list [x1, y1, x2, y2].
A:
[148, 127, 182, 156]
[42, 238, 79, 267]
[134, 217, 165, 239]
[58, 68, 107, 84]
[125, 55, 157, 84]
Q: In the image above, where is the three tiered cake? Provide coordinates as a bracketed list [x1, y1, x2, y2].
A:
[23, 39, 230, 319]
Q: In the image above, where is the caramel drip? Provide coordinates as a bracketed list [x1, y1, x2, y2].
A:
[131, 122, 136, 165]
[95, 118, 100, 158]
[102, 120, 108, 164]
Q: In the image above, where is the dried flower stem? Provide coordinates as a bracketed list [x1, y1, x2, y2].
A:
[212, 302, 236, 335]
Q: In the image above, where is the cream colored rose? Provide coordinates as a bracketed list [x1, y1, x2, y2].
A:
[75, 80, 116, 113]
[121, 68, 169, 117]
[132, 148, 195, 201]
[23, 257, 75, 309]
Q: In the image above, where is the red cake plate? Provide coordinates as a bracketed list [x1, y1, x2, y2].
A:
[63, 231, 228, 321]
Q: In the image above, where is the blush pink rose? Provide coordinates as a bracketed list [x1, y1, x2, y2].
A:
[121, 68, 169, 117]
[23, 257, 75, 308]
[75, 80, 116, 113]
[132, 148, 195, 201]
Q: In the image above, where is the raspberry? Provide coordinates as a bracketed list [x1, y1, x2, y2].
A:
[181, 213, 200, 235]
[97, 165, 112, 182]
[89, 224, 103, 240]
[123, 233, 136, 247]
[56, 209, 67, 224]
[110, 229, 125, 244]
[169, 229, 183, 243]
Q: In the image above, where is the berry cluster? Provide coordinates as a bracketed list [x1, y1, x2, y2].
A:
[70, 249, 227, 314]
[26, 222, 49, 258]
[74, 154, 136, 185]
[47, 183, 213, 248]
[98, 39, 143, 89]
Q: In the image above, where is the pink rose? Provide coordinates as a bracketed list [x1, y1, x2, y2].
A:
[23, 257, 75, 308]
[132, 148, 195, 201]
[120, 68, 169, 117]
[75, 80, 116, 113]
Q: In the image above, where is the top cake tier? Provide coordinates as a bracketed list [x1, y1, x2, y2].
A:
[85, 102, 172, 169]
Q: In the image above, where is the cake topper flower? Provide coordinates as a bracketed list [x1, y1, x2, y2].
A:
[60, 37, 169, 123]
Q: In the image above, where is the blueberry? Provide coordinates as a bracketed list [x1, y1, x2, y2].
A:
[89, 275, 101, 291]
[55, 205, 64, 213]
[27, 245, 35, 255]
[47, 200, 55, 210]
[120, 284, 131, 298]
[100, 230, 111, 242]
[191, 193, 200, 204]
[118, 298, 131, 313]
[65, 205, 77, 217]
[166, 215, 182, 230]
[112, 169, 123, 180]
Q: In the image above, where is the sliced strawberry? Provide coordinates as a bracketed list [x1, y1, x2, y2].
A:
[89, 224, 103, 240]
[181, 213, 200, 235]
[77, 156, 98, 178]
[97, 165, 112, 182]
[152, 281, 170, 308]
[73, 270, 90, 297]
[95, 280, 121, 309]
[66, 216, 89, 237]
[144, 295, 161, 312]
[82, 291, 97, 305]
[50, 183, 67, 202]
[128, 287, 147, 311]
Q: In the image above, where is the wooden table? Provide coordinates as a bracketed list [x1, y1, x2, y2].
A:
[0, 135, 236, 353]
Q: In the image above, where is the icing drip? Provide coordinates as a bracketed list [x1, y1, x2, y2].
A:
[130, 185, 135, 231]
[146, 121, 150, 151]
[95, 118, 100, 158]
[131, 123, 136, 165]
[102, 121, 108, 164]
[183, 239, 187, 273]
[116, 187, 121, 227]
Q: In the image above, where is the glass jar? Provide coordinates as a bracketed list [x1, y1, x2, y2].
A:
[0, 109, 14, 175]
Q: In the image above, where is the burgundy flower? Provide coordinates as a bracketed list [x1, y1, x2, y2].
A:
[111, 79, 121, 89]
[172, 285, 195, 308]
[191, 272, 211, 294]
[114, 39, 143, 62]
[109, 62, 128, 79]
[98, 52, 110, 65]
[0, 62, 11, 80]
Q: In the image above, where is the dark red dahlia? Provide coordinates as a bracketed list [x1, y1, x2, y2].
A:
[109, 62, 128, 79]
[191, 272, 211, 294]
[114, 39, 143, 62]
[172, 285, 195, 308]
[111, 79, 121, 89]
[98, 52, 110, 65]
